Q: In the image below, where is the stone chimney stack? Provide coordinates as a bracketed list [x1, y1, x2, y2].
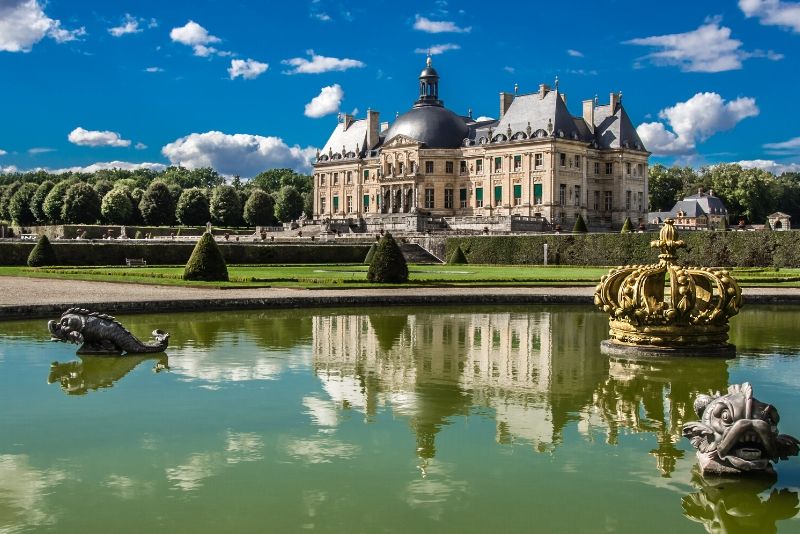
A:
[539, 83, 550, 98]
[582, 99, 595, 133]
[609, 92, 619, 112]
[366, 109, 380, 149]
[499, 92, 514, 118]
[342, 113, 355, 130]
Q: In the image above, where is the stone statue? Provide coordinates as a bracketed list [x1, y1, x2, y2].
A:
[48, 308, 170, 355]
[683, 382, 800, 475]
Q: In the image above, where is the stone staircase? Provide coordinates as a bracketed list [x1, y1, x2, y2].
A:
[400, 243, 443, 264]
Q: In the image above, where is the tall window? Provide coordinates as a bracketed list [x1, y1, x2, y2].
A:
[605, 162, 613, 175]
[560, 153, 567, 167]
[425, 188, 435, 209]
[594, 162, 600, 175]
[346, 172, 352, 184]
[626, 162, 631, 175]
[494, 157, 503, 172]
[559, 184, 566, 206]
[626, 190, 631, 210]
[574, 185, 581, 207]
[445, 161, 454, 174]
[425, 161, 434, 173]
[346, 195, 353, 213]
[637, 191, 643, 211]
[475, 187, 484, 207]
[363, 170, 369, 180]
[534, 153, 543, 169]
[604, 191, 612, 212]
[398, 162, 404, 174]
[320, 174, 326, 185]
[494, 186, 503, 206]
[513, 184, 522, 206]
[476, 159, 484, 174]
[575, 155, 581, 168]
[333, 195, 339, 212]
[363, 194, 370, 212]
[459, 188, 468, 208]
[460, 161, 467, 174]
[513, 155, 522, 171]
[320, 197, 326, 214]
[534, 183, 543, 205]
[333, 172, 339, 185]
[444, 188, 454, 209]
[593, 191, 599, 211]
[638, 163, 644, 177]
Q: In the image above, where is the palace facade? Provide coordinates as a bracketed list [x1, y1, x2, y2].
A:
[313, 57, 649, 232]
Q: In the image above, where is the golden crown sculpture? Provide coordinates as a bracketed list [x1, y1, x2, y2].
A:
[594, 219, 742, 348]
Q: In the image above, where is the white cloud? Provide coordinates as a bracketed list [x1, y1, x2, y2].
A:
[475, 116, 495, 122]
[636, 92, 759, 155]
[0, 149, 6, 156]
[169, 20, 228, 57]
[108, 14, 143, 37]
[68, 127, 131, 148]
[161, 131, 317, 176]
[1, 165, 18, 173]
[28, 147, 55, 154]
[764, 136, 800, 154]
[414, 43, 460, 55]
[503, 66, 515, 74]
[144, 66, 163, 73]
[228, 58, 268, 80]
[567, 49, 584, 57]
[0, 0, 85, 52]
[734, 159, 800, 174]
[740, 0, 800, 32]
[625, 19, 782, 72]
[281, 50, 365, 74]
[304, 84, 343, 118]
[49, 161, 167, 173]
[312, 12, 331, 21]
[413, 15, 470, 33]
[134, 142, 147, 150]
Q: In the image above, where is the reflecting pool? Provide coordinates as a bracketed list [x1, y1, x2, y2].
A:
[1, 306, 799, 533]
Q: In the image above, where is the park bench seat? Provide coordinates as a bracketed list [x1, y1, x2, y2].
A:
[125, 258, 147, 267]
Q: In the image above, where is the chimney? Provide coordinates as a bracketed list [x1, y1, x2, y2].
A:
[366, 109, 380, 149]
[342, 113, 354, 129]
[538, 83, 550, 98]
[499, 92, 514, 118]
[609, 92, 619, 112]
[582, 99, 595, 133]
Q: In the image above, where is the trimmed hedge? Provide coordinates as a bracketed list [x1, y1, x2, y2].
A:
[0, 241, 370, 266]
[448, 245, 468, 264]
[184, 233, 228, 281]
[27, 235, 57, 267]
[446, 231, 800, 267]
[367, 233, 409, 283]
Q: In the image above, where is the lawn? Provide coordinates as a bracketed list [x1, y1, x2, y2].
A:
[1, 265, 799, 289]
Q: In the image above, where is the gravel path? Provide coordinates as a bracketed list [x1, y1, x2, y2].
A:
[1, 276, 797, 320]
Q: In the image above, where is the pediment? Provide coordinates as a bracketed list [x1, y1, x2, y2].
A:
[382, 134, 422, 148]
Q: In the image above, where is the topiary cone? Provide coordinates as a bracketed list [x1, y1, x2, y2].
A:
[367, 232, 408, 283]
[620, 217, 633, 234]
[183, 232, 229, 281]
[27, 235, 57, 267]
[363, 242, 377, 265]
[572, 214, 588, 233]
[448, 245, 467, 264]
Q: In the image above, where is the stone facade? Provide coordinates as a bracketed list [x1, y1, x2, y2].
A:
[313, 58, 649, 232]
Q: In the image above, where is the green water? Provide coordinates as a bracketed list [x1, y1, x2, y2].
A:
[1, 306, 799, 533]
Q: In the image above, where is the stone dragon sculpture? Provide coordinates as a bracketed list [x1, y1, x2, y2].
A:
[48, 308, 169, 355]
[683, 382, 800, 475]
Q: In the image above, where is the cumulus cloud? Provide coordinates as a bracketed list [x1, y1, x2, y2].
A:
[625, 18, 782, 72]
[228, 58, 268, 80]
[740, 0, 800, 32]
[413, 15, 471, 33]
[161, 131, 317, 176]
[48, 161, 166, 173]
[475, 116, 495, 122]
[0, 149, 6, 156]
[636, 92, 759, 155]
[68, 127, 131, 148]
[304, 84, 343, 118]
[567, 49, 584, 57]
[144, 66, 163, 73]
[108, 14, 143, 37]
[414, 43, 460, 55]
[169, 20, 228, 57]
[134, 142, 147, 150]
[0, 0, 85, 52]
[281, 50, 365, 74]
[764, 136, 800, 154]
[734, 159, 800, 174]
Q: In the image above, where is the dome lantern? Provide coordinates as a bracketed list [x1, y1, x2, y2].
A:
[416, 55, 443, 108]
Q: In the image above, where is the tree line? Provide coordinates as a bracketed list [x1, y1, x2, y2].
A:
[0, 167, 312, 227]
[648, 163, 800, 224]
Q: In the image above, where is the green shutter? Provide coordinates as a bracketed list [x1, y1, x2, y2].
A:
[333, 196, 339, 211]
[534, 183, 543, 202]
[363, 195, 369, 208]
[363, 170, 369, 179]
[459, 188, 467, 201]
[475, 188, 483, 201]
[494, 186, 502, 202]
[513, 184, 522, 198]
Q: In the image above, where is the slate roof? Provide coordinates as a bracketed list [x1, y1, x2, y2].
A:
[492, 90, 584, 141]
[593, 103, 646, 151]
[647, 192, 728, 223]
[321, 119, 368, 158]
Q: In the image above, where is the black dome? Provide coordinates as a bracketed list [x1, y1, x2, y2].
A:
[384, 106, 468, 149]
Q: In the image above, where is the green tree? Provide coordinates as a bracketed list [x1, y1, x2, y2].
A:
[176, 188, 211, 226]
[367, 233, 409, 283]
[620, 217, 633, 233]
[61, 182, 102, 224]
[27, 235, 57, 267]
[572, 213, 588, 233]
[210, 185, 243, 226]
[698, 164, 774, 223]
[30, 180, 54, 224]
[183, 232, 229, 281]
[448, 245, 468, 264]
[101, 187, 134, 225]
[274, 185, 304, 222]
[363, 243, 377, 265]
[251, 168, 312, 194]
[139, 182, 176, 226]
[8, 183, 38, 225]
[243, 189, 277, 226]
[0, 181, 21, 221]
[93, 180, 114, 200]
[648, 164, 696, 211]
[42, 179, 77, 224]
[302, 190, 313, 218]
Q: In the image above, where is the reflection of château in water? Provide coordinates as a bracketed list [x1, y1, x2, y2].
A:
[313, 309, 609, 458]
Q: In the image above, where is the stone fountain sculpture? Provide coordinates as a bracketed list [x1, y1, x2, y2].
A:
[683, 382, 799, 475]
[48, 308, 170, 355]
[594, 219, 742, 356]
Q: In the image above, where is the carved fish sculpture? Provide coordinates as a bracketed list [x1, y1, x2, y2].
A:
[683, 383, 800, 475]
[48, 308, 169, 355]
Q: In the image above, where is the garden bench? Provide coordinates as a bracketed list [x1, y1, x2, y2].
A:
[125, 258, 147, 267]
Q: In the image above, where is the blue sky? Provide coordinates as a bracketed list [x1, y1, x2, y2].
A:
[1, 0, 799, 176]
